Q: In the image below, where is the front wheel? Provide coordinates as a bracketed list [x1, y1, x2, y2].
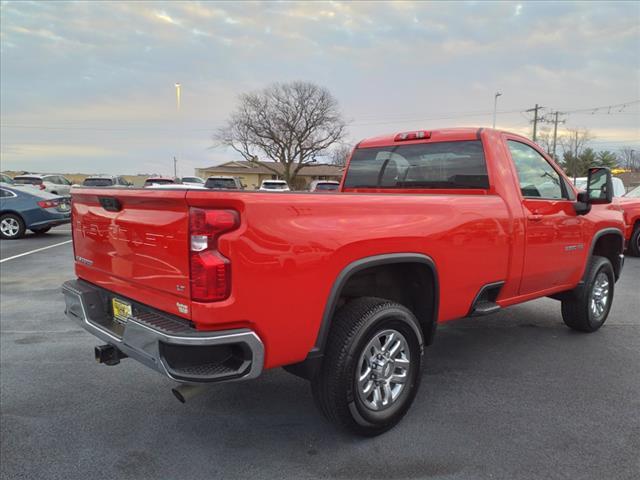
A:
[629, 226, 640, 257]
[311, 297, 424, 436]
[561, 256, 614, 332]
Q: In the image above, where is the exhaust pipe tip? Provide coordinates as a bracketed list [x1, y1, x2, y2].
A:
[171, 384, 205, 404]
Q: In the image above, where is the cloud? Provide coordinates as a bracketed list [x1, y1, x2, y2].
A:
[154, 11, 180, 26]
[1, 0, 638, 175]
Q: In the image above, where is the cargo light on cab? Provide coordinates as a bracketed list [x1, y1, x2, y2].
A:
[189, 208, 239, 302]
[394, 130, 431, 141]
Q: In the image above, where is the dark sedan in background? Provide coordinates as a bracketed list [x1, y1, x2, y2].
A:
[0, 184, 71, 239]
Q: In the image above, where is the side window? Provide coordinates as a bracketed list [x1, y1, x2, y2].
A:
[508, 141, 565, 199]
[1, 188, 16, 198]
[61, 177, 72, 185]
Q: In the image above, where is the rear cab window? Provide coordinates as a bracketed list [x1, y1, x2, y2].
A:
[343, 141, 489, 191]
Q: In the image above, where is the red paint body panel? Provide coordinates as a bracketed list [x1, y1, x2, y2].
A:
[69, 128, 625, 370]
[72, 189, 192, 319]
[616, 196, 640, 242]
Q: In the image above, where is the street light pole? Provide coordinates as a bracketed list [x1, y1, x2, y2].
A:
[492, 91, 502, 128]
[174, 82, 181, 178]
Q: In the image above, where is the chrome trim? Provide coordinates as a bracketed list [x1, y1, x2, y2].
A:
[0, 188, 18, 198]
[62, 279, 264, 384]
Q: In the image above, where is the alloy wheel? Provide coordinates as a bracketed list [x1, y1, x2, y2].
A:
[356, 329, 411, 411]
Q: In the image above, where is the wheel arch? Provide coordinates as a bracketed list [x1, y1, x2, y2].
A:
[315, 253, 439, 353]
[285, 253, 439, 380]
[589, 228, 624, 280]
[0, 210, 26, 221]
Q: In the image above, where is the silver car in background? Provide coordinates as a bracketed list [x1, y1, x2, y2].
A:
[12, 174, 73, 196]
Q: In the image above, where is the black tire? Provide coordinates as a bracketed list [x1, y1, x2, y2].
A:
[0, 213, 26, 240]
[629, 226, 640, 257]
[31, 227, 52, 235]
[311, 297, 424, 436]
[561, 256, 614, 333]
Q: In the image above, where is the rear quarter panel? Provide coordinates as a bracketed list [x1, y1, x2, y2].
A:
[186, 190, 512, 368]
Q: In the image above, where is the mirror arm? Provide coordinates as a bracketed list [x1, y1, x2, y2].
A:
[574, 191, 591, 215]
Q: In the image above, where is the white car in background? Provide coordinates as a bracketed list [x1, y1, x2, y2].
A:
[12, 174, 73, 196]
[259, 179, 290, 192]
[309, 180, 340, 192]
[574, 176, 626, 197]
[180, 176, 205, 186]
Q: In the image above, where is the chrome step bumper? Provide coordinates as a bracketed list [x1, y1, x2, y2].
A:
[62, 279, 264, 384]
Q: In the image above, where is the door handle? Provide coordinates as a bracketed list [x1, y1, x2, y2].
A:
[527, 214, 543, 222]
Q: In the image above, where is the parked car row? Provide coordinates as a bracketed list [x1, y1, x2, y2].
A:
[0, 182, 71, 239]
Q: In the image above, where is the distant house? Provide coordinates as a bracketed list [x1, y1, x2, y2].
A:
[195, 161, 344, 190]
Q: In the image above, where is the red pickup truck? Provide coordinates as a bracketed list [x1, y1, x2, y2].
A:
[62, 128, 626, 435]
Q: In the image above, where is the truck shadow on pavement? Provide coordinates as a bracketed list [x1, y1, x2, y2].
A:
[159, 297, 633, 479]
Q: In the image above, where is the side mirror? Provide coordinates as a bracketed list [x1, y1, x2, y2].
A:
[586, 167, 613, 204]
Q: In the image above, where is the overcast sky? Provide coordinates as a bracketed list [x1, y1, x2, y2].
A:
[1, 0, 639, 176]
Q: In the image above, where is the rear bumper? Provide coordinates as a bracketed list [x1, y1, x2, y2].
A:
[61, 279, 264, 384]
[29, 217, 70, 229]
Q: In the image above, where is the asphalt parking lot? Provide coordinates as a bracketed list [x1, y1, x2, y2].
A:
[1, 227, 639, 480]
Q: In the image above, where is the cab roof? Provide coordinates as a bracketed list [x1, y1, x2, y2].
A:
[356, 127, 526, 149]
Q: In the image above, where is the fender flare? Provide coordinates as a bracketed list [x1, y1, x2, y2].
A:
[585, 227, 625, 281]
[310, 253, 439, 357]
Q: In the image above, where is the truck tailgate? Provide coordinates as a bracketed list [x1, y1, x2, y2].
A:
[71, 188, 192, 319]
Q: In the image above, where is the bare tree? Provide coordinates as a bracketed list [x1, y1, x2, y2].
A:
[559, 128, 594, 158]
[215, 81, 347, 187]
[619, 147, 638, 171]
[330, 143, 353, 168]
[535, 128, 554, 157]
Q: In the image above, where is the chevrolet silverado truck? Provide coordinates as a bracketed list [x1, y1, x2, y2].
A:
[62, 128, 625, 436]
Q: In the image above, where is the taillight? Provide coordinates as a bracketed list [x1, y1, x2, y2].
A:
[189, 208, 239, 302]
[39, 184, 46, 190]
[38, 199, 60, 209]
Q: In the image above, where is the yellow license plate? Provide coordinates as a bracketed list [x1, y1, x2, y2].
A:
[112, 298, 132, 322]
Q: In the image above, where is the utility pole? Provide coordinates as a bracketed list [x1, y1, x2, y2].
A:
[526, 104, 543, 142]
[573, 130, 578, 184]
[539, 111, 566, 160]
[174, 82, 181, 178]
[551, 111, 560, 160]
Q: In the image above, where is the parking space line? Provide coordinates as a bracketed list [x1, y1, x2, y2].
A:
[0, 240, 72, 264]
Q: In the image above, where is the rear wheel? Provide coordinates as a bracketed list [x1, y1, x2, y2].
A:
[311, 297, 424, 436]
[31, 227, 52, 235]
[561, 256, 614, 332]
[629, 226, 640, 257]
[0, 213, 26, 240]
